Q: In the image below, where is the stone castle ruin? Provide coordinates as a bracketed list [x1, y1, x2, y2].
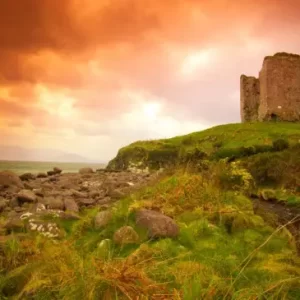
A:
[240, 52, 300, 122]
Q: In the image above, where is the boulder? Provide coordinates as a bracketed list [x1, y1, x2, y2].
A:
[94, 211, 112, 229]
[47, 197, 65, 210]
[19, 173, 35, 181]
[47, 170, 56, 176]
[53, 167, 62, 174]
[4, 218, 25, 233]
[71, 190, 87, 198]
[17, 189, 37, 204]
[37, 173, 47, 178]
[33, 188, 44, 197]
[113, 226, 139, 245]
[77, 198, 96, 206]
[135, 209, 179, 239]
[0, 198, 8, 212]
[79, 167, 94, 174]
[64, 197, 79, 213]
[0, 171, 24, 188]
[107, 189, 126, 199]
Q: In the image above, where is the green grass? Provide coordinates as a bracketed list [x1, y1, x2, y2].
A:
[1, 122, 300, 299]
[107, 122, 300, 170]
[1, 173, 300, 299]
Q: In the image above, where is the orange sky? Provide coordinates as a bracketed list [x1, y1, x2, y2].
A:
[1, 0, 300, 162]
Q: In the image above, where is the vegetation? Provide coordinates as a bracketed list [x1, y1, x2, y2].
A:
[107, 122, 300, 171]
[1, 122, 300, 299]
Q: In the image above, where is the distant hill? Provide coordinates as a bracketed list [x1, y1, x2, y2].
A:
[0, 145, 104, 164]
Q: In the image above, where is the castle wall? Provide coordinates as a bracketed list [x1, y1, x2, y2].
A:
[258, 53, 300, 121]
[240, 75, 260, 122]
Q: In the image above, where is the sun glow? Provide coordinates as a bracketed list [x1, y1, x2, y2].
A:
[179, 49, 218, 79]
[142, 102, 161, 120]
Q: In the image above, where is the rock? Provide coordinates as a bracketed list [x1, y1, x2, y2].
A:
[77, 198, 96, 206]
[14, 206, 26, 213]
[37, 173, 47, 178]
[79, 167, 94, 174]
[0, 198, 8, 212]
[89, 191, 100, 199]
[9, 198, 19, 208]
[113, 226, 139, 245]
[64, 197, 79, 213]
[53, 167, 62, 174]
[97, 197, 113, 205]
[47, 170, 56, 176]
[58, 179, 77, 190]
[4, 218, 25, 233]
[19, 173, 35, 181]
[0, 171, 24, 188]
[71, 190, 87, 198]
[94, 211, 112, 229]
[47, 197, 64, 210]
[135, 209, 179, 239]
[17, 189, 37, 204]
[24, 182, 34, 190]
[33, 188, 44, 197]
[107, 189, 126, 199]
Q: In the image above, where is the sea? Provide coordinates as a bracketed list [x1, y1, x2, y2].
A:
[0, 160, 106, 175]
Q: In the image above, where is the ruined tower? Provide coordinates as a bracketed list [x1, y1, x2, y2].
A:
[240, 52, 300, 122]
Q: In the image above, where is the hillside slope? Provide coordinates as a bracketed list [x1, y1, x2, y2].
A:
[107, 122, 300, 171]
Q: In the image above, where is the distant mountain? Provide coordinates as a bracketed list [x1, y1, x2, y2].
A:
[0, 145, 104, 163]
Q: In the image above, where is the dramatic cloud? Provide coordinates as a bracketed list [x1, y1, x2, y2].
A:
[1, 0, 300, 161]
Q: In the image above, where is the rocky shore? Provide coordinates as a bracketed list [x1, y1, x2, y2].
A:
[0, 167, 159, 239]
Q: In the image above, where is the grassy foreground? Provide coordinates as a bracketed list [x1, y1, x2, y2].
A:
[1, 122, 300, 299]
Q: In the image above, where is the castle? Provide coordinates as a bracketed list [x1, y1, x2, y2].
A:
[240, 52, 300, 122]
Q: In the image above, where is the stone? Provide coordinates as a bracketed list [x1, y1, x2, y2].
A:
[64, 197, 79, 213]
[53, 167, 62, 174]
[135, 209, 179, 239]
[47, 170, 56, 176]
[113, 226, 139, 245]
[19, 173, 35, 181]
[37, 173, 47, 178]
[0, 171, 24, 188]
[241, 52, 300, 122]
[4, 218, 25, 233]
[79, 167, 94, 174]
[89, 191, 100, 199]
[17, 189, 37, 204]
[0, 198, 8, 212]
[47, 197, 65, 210]
[77, 198, 96, 206]
[33, 188, 44, 197]
[71, 190, 86, 198]
[94, 211, 112, 229]
[107, 189, 126, 199]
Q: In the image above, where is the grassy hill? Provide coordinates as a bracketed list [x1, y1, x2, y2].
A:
[107, 122, 300, 171]
[1, 122, 300, 299]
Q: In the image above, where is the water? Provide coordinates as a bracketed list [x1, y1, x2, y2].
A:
[0, 160, 106, 175]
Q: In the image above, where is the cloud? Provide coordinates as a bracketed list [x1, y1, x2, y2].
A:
[1, 0, 300, 161]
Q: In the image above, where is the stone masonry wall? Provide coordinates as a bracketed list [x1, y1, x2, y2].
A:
[240, 75, 260, 122]
[258, 53, 300, 121]
[241, 52, 300, 123]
